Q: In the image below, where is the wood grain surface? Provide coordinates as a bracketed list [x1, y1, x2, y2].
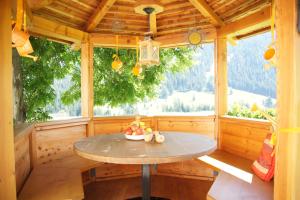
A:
[74, 132, 217, 164]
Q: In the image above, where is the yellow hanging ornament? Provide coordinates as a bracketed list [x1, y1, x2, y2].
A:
[132, 63, 142, 76]
[112, 54, 123, 71]
[132, 37, 143, 76]
[112, 35, 123, 72]
[263, 0, 276, 69]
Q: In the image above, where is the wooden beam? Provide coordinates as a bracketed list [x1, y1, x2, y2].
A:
[81, 39, 94, 136]
[27, 0, 54, 10]
[218, 6, 271, 38]
[28, 15, 88, 44]
[188, 0, 224, 26]
[157, 29, 216, 47]
[85, 0, 117, 32]
[214, 35, 228, 148]
[150, 13, 157, 34]
[274, 0, 300, 199]
[0, 0, 17, 199]
[90, 30, 216, 48]
[91, 34, 141, 48]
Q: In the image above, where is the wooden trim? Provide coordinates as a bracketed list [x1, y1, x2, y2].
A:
[188, 0, 224, 27]
[274, 0, 300, 199]
[14, 124, 34, 142]
[30, 128, 38, 168]
[235, 26, 271, 40]
[93, 115, 215, 121]
[214, 37, 228, 115]
[81, 39, 94, 136]
[218, 6, 271, 38]
[85, 0, 117, 32]
[27, 0, 54, 10]
[28, 15, 88, 44]
[35, 117, 90, 130]
[220, 115, 271, 126]
[0, 0, 17, 199]
[90, 30, 216, 48]
[214, 36, 227, 148]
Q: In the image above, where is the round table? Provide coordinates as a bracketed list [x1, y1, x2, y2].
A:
[74, 132, 216, 200]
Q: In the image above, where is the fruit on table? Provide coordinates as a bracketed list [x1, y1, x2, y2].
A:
[131, 124, 139, 131]
[155, 134, 165, 143]
[145, 128, 152, 133]
[144, 134, 153, 142]
[125, 127, 133, 135]
[135, 128, 144, 135]
[153, 131, 159, 135]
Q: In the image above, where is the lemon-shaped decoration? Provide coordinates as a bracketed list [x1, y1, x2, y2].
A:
[132, 64, 142, 76]
[188, 31, 202, 45]
[251, 104, 259, 112]
[264, 48, 275, 60]
[112, 54, 123, 71]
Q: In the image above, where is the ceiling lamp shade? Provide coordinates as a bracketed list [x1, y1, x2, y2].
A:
[139, 37, 160, 66]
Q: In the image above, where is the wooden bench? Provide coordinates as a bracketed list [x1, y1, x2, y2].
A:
[198, 150, 273, 200]
[18, 155, 102, 200]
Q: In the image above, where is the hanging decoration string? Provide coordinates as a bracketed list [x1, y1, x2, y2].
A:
[132, 36, 142, 76]
[136, 36, 139, 63]
[263, 0, 276, 69]
[270, 0, 275, 43]
[116, 35, 119, 56]
[112, 35, 123, 72]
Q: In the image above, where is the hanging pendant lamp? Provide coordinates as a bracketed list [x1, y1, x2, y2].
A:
[134, 1, 163, 66]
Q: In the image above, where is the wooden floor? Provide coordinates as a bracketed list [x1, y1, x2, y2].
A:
[84, 176, 213, 200]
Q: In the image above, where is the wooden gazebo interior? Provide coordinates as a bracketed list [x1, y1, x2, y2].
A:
[1, 0, 300, 200]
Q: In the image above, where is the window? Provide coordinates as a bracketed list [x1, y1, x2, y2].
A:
[94, 43, 215, 116]
[227, 32, 276, 118]
[46, 75, 81, 119]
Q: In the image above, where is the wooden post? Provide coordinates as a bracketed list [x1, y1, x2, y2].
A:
[81, 38, 94, 137]
[0, 0, 17, 199]
[214, 35, 228, 148]
[274, 0, 300, 199]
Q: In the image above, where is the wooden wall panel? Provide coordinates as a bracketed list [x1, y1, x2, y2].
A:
[96, 163, 141, 181]
[34, 125, 86, 165]
[14, 125, 33, 193]
[157, 160, 214, 180]
[94, 117, 153, 135]
[219, 116, 271, 160]
[33, 119, 89, 166]
[15, 135, 31, 193]
[156, 116, 215, 138]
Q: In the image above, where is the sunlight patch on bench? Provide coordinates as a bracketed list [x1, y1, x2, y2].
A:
[198, 155, 253, 183]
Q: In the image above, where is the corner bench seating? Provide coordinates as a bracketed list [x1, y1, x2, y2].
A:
[19, 150, 273, 200]
[199, 150, 273, 200]
[18, 155, 102, 200]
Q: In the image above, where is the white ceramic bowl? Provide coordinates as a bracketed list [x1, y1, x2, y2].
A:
[125, 134, 145, 140]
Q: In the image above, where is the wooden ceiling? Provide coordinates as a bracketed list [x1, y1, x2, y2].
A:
[29, 0, 271, 38]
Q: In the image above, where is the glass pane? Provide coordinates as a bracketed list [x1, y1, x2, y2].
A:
[94, 44, 215, 116]
[227, 32, 276, 118]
